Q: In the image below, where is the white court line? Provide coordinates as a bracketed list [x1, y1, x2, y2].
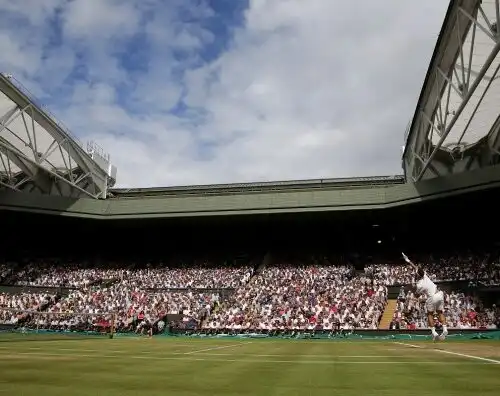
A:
[394, 342, 500, 365]
[394, 342, 423, 349]
[0, 346, 184, 355]
[0, 345, 195, 354]
[183, 342, 253, 355]
[0, 351, 492, 365]
[431, 348, 500, 365]
[0, 342, 196, 347]
[0, 338, 399, 344]
[0, 345, 417, 358]
[0, 346, 412, 358]
[178, 353, 409, 358]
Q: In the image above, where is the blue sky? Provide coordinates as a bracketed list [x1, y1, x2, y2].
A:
[0, 0, 449, 187]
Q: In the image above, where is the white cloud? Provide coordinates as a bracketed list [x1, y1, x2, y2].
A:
[0, 0, 449, 187]
[62, 0, 141, 40]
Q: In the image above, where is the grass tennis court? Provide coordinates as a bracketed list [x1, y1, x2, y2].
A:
[0, 335, 498, 395]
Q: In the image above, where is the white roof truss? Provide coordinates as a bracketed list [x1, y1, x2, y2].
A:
[0, 74, 111, 198]
[405, 0, 500, 181]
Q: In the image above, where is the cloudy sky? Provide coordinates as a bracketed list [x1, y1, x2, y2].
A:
[0, 0, 449, 187]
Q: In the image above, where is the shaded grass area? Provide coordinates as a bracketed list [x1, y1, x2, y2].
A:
[0, 335, 498, 396]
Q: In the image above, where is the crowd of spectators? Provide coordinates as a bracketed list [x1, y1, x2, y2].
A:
[366, 253, 500, 286]
[0, 256, 245, 332]
[15, 264, 123, 288]
[0, 292, 56, 325]
[12, 260, 253, 289]
[365, 254, 500, 330]
[204, 264, 386, 331]
[0, 252, 498, 333]
[40, 287, 218, 332]
[390, 288, 499, 330]
[119, 266, 253, 289]
[0, 286, 219, 333]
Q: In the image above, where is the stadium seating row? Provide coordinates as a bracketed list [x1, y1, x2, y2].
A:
[0, 253, 498, 332]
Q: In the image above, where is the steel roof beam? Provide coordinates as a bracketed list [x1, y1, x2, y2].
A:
[0, 135, 96, 198]
[404, 0, 484, 180]
[0, 137, 52, 193]
[415, 2, 500, 181]
[0, 74, 109, 198]
[0, 97, 101, 198]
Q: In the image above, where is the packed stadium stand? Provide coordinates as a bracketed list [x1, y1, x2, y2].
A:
[0, 0, 499, 341]
[2, 1, 500, 394]
[1, 245, 499, 334]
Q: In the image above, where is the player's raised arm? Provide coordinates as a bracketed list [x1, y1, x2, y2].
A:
[401, 252, 418, 270]
[402, 252, 425, 290]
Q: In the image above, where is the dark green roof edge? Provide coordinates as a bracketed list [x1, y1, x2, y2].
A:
[1, 165, 499, 219]
[109, 175, 404, 198]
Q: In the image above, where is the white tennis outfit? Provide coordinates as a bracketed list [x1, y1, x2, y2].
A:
[416, 274, 444, 312]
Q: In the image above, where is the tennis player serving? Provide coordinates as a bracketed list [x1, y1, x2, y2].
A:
[402, 252, 448, 341]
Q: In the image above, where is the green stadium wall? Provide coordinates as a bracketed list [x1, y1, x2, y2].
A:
[1, 165, 500, 219]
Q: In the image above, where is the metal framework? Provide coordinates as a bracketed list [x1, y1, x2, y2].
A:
[0, 74, 116, 198]
[404, 0, 500, 182]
